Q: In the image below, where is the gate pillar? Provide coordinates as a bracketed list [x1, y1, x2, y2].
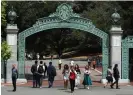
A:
[110, 10, 129, 83]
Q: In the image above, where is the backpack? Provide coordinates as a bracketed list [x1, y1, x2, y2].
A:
[38, 65, 44, 74]
[51, 66, 56, 76]
[69, 72, 76, 80]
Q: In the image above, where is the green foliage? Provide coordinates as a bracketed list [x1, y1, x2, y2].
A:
[1, 41, 12, 61]
[1, 1, 7, 27]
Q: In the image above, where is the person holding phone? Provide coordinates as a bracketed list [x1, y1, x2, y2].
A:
[82, 65, 92, 89]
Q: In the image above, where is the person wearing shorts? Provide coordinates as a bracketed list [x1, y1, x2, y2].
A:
[104, 66, 113, 88]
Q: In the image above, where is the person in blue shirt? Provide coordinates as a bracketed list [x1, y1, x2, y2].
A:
[12, 64, 18, 92]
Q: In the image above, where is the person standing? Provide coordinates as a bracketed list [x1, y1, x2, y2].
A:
[62, 64, 69, 89]
[43, 62, 47, 79]
[36, 53, 40, 60]
[31, 61, 38, 88]
[87, 57, 91, 67]
[111, 64, 120, 89]
[69, 66, 77, 93]
[92, 59, 96, 69]
[104, 66, 113, 88]
[74, 64, 81, 89]
[82, 65, 92, 89]
[37, 61, 45, 88]
[12, 64, 18, 92]
[70, 61, 74, 67]
[47, 62, 56, 88]
[58, 58, 62, 70]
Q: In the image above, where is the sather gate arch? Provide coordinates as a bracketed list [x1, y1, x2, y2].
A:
[18, 3, 109, 80]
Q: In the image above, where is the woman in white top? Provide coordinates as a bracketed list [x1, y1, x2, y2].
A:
[74, 64, 81, 89]
[82, 65, 92, 89]
[104, 66, 113, 88]
[62, 64, 69, 89]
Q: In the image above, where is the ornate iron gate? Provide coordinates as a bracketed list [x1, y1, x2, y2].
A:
[122, 36, 133, 79]
[18, 3, 109, 79]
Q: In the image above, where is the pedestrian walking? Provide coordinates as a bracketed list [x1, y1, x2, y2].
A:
[58, 58, 62, 70]
[87, 57, 91, 67]
[47, 62, 56, 88]
[43, 62, 47, 79]
[36, 53, 40, 60]
[69, 66, 77, 93]
[74, 64, 81, 89]
[11, 64, 18, 92]
[37, 61, 45, 88]
[70, 60, 74, 67]
[62, 64, 69, 89]
[31, 60, 38, 88]
[111, 64, 120, 89]
[82, 65, 92, 89]
[104, 66, 113, 88]
[92, 59, 96, 69]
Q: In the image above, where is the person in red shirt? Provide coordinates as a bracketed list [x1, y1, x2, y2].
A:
[69, 66, 77, 93]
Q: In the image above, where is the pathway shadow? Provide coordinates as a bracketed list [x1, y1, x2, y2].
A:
[95, 75, 102, 76]
[7, 90, 13, 92]
[58, 88, 66, 90]
[63, 90, 72, 93]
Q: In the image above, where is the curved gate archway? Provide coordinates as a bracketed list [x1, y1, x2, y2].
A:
[18, 3, 109, 79]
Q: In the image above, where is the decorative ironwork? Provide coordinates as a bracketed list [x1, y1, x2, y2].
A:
[18, 3, 109, 79]
[122, 36, 133, 79]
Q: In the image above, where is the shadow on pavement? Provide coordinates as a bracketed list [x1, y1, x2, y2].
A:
[63, 90, 72, 93]
[7, 90, 13, 92]
[58, 88, 66, 90]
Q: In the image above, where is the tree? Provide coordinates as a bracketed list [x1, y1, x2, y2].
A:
[1, 41, 11, 61]
[1, 41, 11, 83]
[1, 1, 7, 27]
[1, 1, 7, 41]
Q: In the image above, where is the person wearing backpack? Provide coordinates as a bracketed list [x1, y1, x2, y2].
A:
[47, 62, 56, 88]
[37, 61, 45, 88]
[104, 66, 113, 88]
[12, 64, 18, 92]
[69, 66, 77, 93]
[31, 60, 38, 88]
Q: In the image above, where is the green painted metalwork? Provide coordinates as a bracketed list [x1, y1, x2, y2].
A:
[18, 3, 109, 79]
[122, 36, 133, 79]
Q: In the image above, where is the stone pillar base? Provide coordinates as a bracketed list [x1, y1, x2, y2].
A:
[1, 78, 27, 83]
[101, 79, 130, 84]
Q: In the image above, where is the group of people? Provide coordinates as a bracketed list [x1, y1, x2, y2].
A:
[104, 64, 120, 89]
[31, 61, 56, 88]
[62, 63, 92, 93]
[11, 60, 120, 93]
[88, 58, 97, 69]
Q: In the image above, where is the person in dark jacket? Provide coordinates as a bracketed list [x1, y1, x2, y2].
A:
[12, 64, 18, 92]
[31, 60, 38, 88]
[47, 62, 56, 88]
[111, 64, 120, 89]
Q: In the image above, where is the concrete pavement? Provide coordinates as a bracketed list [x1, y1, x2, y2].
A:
[1, 85, 133, 95]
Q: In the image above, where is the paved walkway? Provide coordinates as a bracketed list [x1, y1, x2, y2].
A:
[2, 85, 133, 95]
